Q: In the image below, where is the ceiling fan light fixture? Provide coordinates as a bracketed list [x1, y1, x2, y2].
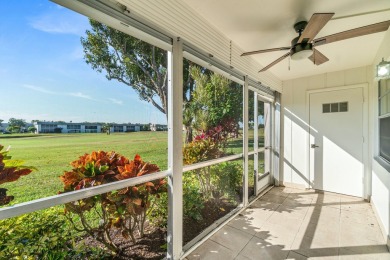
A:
[291, 43, 313, 60]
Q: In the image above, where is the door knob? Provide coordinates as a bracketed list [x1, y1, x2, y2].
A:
[311, 144, 319, 148]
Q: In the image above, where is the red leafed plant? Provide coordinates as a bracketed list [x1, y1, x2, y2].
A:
[0, 144, 34, 206]
[59, 151, 166, 254]
[193, 117, 238, 149]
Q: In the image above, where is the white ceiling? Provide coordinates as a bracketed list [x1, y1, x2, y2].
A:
[182, 0, 390, 80]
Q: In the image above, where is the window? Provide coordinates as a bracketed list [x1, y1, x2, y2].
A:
[67, 125, 81, 130]
[322, 102, 348, 113]
[379, 79, 390, 163]
[113, 125, 124, 132]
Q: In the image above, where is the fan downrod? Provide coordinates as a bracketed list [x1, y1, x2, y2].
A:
[294, 21, 308, 33]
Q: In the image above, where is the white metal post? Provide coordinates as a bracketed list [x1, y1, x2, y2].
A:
[264, 102, 272, 179]
[243, 76, 249, 206]
[254, 93, 259, 195]
[273, 93, 281, 186]
[167, 37, 183, 260]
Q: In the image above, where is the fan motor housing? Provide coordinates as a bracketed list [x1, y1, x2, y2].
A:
[291, 36, 313, 60]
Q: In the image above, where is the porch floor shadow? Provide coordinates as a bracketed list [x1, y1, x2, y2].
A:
[184, 187, 390, 260]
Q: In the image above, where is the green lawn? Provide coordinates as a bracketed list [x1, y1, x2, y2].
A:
[0, 130, 261, 205]
[1, 132, 168, 204]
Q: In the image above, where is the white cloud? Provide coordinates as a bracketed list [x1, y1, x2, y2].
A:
[108, 98, 123, 105]
[22, 84, 56, 94]
[69, 92, 93, 100]
[29, 11, 89, 36]
[22, 84, 98, 101]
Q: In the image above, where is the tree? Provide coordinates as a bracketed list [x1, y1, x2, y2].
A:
[53, 127, 62, 133]
[27, 126, 37, 133]
[0, 119, 3, 127]
[141, 124, 150, 131]
[247, 91, 264, 129]
[82, 20, 169, 117]
[188, 66, 242, 138]
[81, 20, 195, 121]
[7, 118, 26, 133]
[102, 123, 111, 135]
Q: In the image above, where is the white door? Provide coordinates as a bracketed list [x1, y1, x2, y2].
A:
[255, 98, 272, 195]
[309, 87, 364, 197]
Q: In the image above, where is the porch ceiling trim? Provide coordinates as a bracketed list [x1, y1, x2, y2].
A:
[115, 0, 282, 92]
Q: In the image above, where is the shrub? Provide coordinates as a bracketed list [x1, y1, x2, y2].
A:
[183, 138, 222, 165]
[0, 144, 35, 206]
[0, 208, 75, 259]
[183, 138, 222, 199]
[149, 174, 205, 226]
[194, 118, 239, 149]
[183, 172, 205, 220]
[183, 137, 243, 202]
[210, 162, 242, 204]
[59, 151, 166, 255]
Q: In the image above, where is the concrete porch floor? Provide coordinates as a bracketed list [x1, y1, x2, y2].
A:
[185, 187, 390, 259]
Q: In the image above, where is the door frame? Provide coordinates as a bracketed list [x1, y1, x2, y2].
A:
[248, 86, 274, 197]
[305, 83, 370, 199]
[255, 93, 274, 196]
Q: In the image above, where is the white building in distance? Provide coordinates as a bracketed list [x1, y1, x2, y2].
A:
[33, 121, 141, 134]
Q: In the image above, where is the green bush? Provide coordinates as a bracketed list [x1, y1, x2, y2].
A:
[211, 162, 242, 203]
[183, 173, 205, 220]
[0, 208, 75, 259]
[149, 173, 205, 226]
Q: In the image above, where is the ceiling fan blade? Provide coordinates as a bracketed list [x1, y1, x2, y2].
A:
[298, 13, 335, 43]
[308, 49, 329, 65]
[259, 52, 290, 72]
[241, 47, 290, 56]
[314, 20, 390, 46]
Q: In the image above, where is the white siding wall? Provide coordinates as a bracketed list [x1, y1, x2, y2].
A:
[281, 66, 373, 189]
[281, 27, 390, 243]
[117, 0, 282, 92]
[371, 28, 390, 244]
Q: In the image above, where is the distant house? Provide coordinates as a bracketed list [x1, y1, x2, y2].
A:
[0, 123, 8, 133]
[111, 123, 141, 133]
[33, 121, 141, 134]
[150, 123, 168, 131]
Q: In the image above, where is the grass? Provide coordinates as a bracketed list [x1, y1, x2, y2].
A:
[0, 130, 264, 258]
[0, 130, 262, 204]
[1, 132, 168, 204]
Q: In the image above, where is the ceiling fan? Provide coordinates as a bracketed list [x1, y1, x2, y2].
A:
[241, 13, 390, 72]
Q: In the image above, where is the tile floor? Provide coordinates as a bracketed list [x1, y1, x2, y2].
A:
[185, 187, 390, 259]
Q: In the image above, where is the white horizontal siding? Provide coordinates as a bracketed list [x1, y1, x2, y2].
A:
[117, 0, 282, 92]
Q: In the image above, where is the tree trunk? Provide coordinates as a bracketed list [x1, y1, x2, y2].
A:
[185, 126, 193, 143]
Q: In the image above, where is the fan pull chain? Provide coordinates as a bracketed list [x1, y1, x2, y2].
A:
[288, 55, 291, 71]
[313, 49, 316, 65]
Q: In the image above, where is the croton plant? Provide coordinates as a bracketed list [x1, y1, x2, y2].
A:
[0, 145, 34, 206]
[59, 151, 166, 254]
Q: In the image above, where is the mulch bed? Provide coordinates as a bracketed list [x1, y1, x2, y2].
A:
[81, 200, 239, 259]
[81, 225, 166, 260]
[183, 200, 238, 244]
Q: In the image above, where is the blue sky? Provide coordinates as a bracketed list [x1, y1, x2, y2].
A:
[0, 1, 166, 124]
